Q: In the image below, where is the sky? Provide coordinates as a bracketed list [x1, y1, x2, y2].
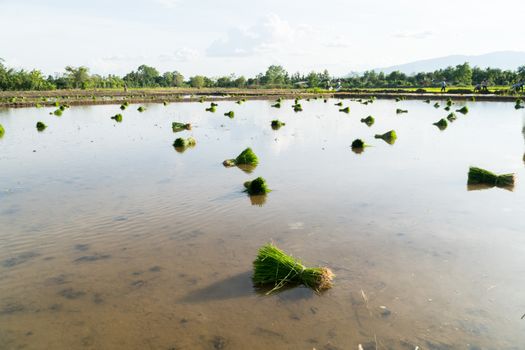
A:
[1, 0, 524, 78]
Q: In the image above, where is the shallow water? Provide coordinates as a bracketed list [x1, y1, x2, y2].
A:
[1, 98, 524, 349]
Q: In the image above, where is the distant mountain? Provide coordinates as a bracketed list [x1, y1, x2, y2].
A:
[372, 51, 525, 74]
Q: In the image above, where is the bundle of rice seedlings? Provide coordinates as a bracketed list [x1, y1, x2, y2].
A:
[137, 106, 146, 112]
[199, 97, 205, 103]
[271, 102, 281, 108]
[323, 99, 328, 103]
[252, 243, 334, 294]
[277, 97, 283, 103]
[0, 124, 4, 137]
[468, 167, 515, 187]
[471, 96, 476, 101]
[360, 116, 375, 126]
[433, 118, 448, 130]
[374, 130, 397, 144]
[335, 101, 343, 106]
[446, 98, 453, 107]
[111, 114, 123, 122]
[446, 112, 457, 122]
[36, 121, 47, 131]
[271, 120, 286, 129]
[52, 109, 63, 116]
[35, 103, 42, 108]
[211, 102, 218, 107]
[236, 100, 243, 104]
[339, 107, 350, 113]
[293, 104, 303, 112]
[424, 99, 431, 104]
[172, 122, 191, 132]
[243, 177, 270, 195]
[223, 147, 259, 167]
[456, 106, 468, 114]
[433, 102, 440, 108]
[515, 99, 524, 109]
[351, 139, 365, 149]
[395, 97, 402, 102]
[224, 111, 235, 118]
[120, 104, 127, 110]
[163, 101, 168, 106]
[205, 106, 216, 112]
[444, 106, 451, 111]
[173, 137, 196, 149]
[396, 109, 408, 114]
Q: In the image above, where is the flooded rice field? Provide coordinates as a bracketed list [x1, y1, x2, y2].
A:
[1, 98, 525, 349]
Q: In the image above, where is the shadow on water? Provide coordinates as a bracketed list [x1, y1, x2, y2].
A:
[467, 183, 514, 192]
[180, 271, 315, 303]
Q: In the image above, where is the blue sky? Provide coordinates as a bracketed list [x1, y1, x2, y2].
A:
[1, 0, 524, 77]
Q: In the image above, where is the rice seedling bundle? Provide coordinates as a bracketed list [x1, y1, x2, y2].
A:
[111, 114, 123, 122]
[252, 243, 334, 294]
[339, 107, 350, 113]
[36, 121, 47, 131]
[447, 113, 457, 122]
[360, 116, 375, 126]
[224, 111, 235, 118]
[52, 109, 63, 116]
[172, 122, 191, 132]
[424, 99, 431, 104]
[468, 167, 515, 187]
[173, 137, 196, 148]
[211, 102, 218, 107]
[271, 120, 285, 129]
[374, 130, 397, 144]
[335, 101, 343, 106]
[446, 98, 453, 107]
[243, 177, 270, 195]
[223, 147, 259, 167]
[456, 106, 468, 114]
[0, 124, 4, 137]
[516, 99, 524, 109]
[433, 103, 440, 108]
[205, 106, 216, 112]
[433, 118, 448, 130]
[271, 102, 281, 108]
[351, 139, 365, 149]
[396, 109, 408, 114]
[163, 101, 168, 106]
[137, 106, 146, 112]
[444, 106, 451, 111]
[293, 104, 303, 112]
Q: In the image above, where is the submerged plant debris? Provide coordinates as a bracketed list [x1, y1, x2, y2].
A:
[111, 114, 123, 122]
[271, 120, 286, 129]
[223, 147, 259, 167]
[456, 106, 469, 114]
[172, 122, 191, 132]
[244, 177, 270, 195]
[36, 122, 47, 131]
[468, 167, 515, 187]
[360, 116, 375, 126]
[374, 130, 397, 144]
[252, 243, 334, 294]
[433, 118, 448, 130]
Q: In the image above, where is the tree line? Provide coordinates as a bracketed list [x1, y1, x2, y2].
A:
[1, 59, 524, 91]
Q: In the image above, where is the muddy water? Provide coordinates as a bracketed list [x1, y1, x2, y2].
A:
[1, 98, 524, 349]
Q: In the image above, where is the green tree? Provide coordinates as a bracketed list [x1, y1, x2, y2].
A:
[453, 62, 473, 85]
[189, 75, 205, 88]
[64, 66, 90, 89]
[264, 65, 288, 86]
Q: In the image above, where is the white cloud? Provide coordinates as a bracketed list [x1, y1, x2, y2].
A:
[206, 14, 297, 57]
[159, 47, 199, 62]
[154, 0, 180, 8]
[393, 30, 434, 39]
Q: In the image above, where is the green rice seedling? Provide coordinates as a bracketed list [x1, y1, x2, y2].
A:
[223, 147, 259, 167]
[471, 96, 476, 102]
[374, 130, 397, 144]
[277, 98, 283, 103]
[252, 243, 334, 294]
[36, 121, 47, 131]
[224, 111, 235, 118]
[241, 98, 247, 102]
[456, 106, 469, 114]
[53, 109, 63, 116]
[205, 106, 216, 112]
[446, 98, 453, 107]
[35, 103, 42, 108]
[433, 118, 448, 130]
[111, 114, 123, 122]
[515, 99, 524, 109]
[243, 177, 270, 195]
[137, 106, 146, 112]
[163, 101, 168, 106]
[235, 100, 242, 104]
[447, 113, 457, 122]
[339, 106, 350, 113]
[335, 101, 343, 106]
[210, 102, 218, 107]
[271, 120, 286, 129]
[172, 122, 191, 132]
[306, 98, 311, 102]
[351, 139, 365, 149]
[54, 102, 60, 107]
[199, 97, 205, 103]
[395, 97, 402, 102]
[468, 167, 515, 187]
[293, 104, 303, 112]
[173, 137, 196, 149]
[424, 99, 431, 103]
[120, 104, 126, 110]
[396, 109, 408, 114]
[444, 106, 451, 111]
[271, 102, 281, 108]
[433, 102, 440, 108]
[360, 116, 375, 126]
[0, 124, 5, 137]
